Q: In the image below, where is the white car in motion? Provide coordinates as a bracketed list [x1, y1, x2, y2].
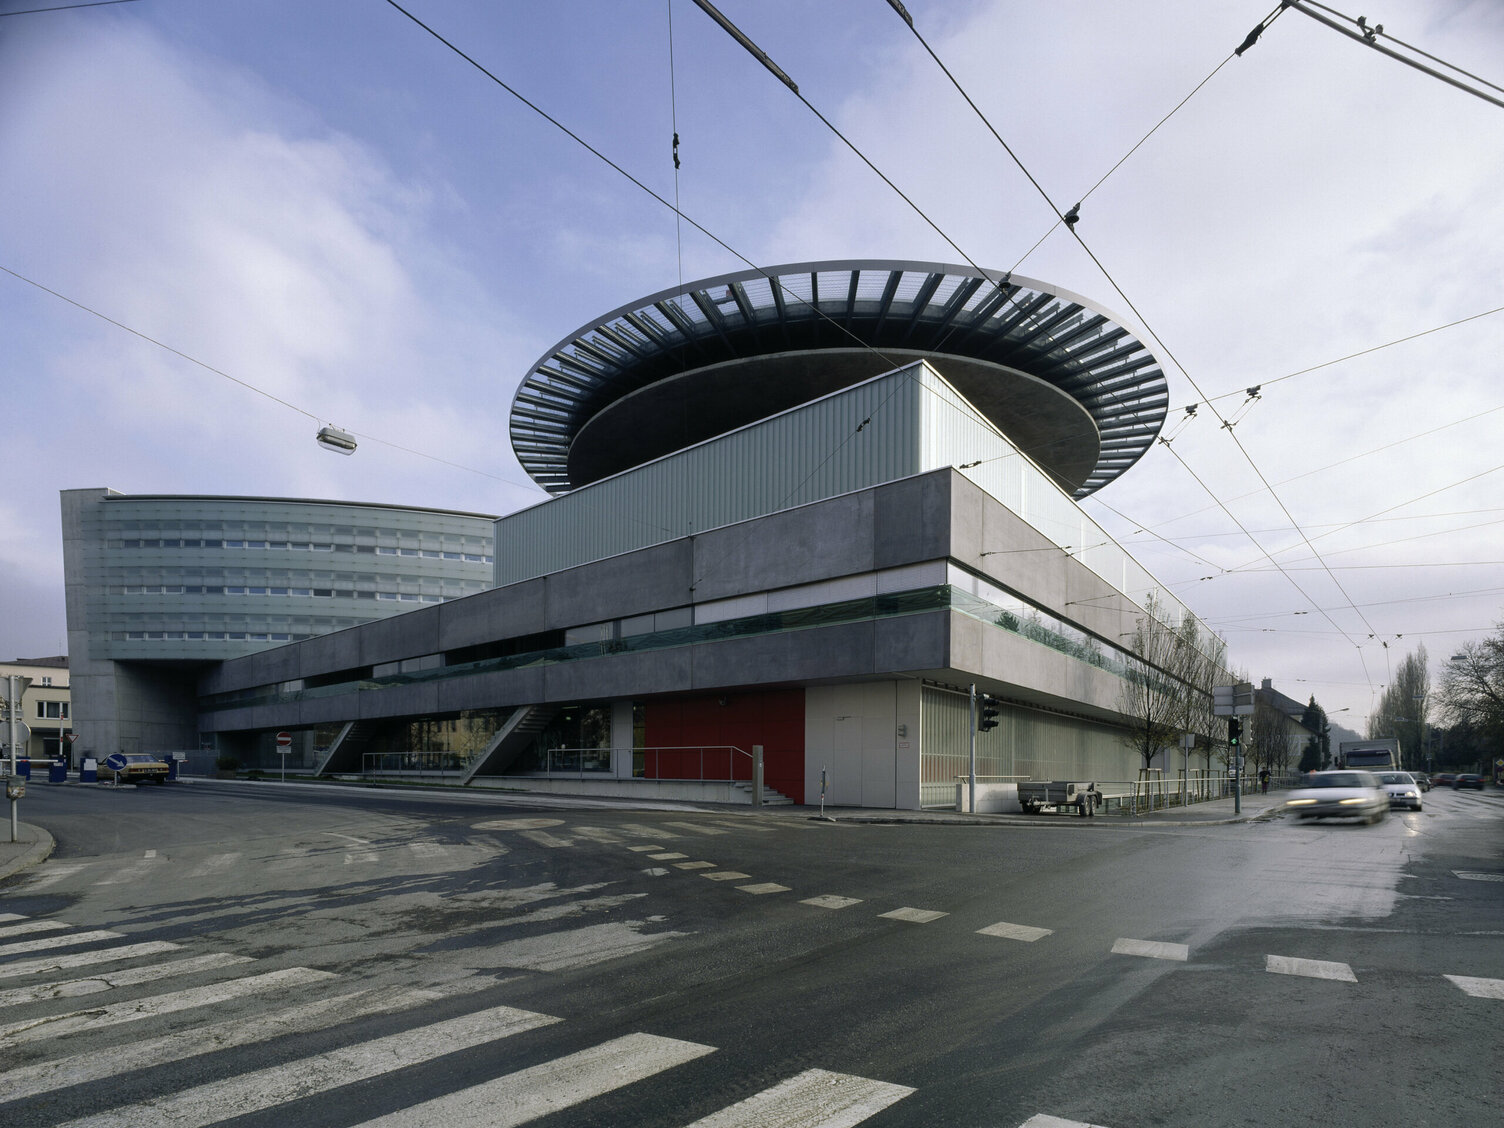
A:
[1284, 770, 1389, 824]
[1374, 770, 1423, 811]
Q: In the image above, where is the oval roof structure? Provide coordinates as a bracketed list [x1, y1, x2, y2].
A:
[510, 259, 1169, 498]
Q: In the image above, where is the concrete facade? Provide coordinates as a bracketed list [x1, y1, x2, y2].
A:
[57, 262, 1215, 808]
[61, 489, 496, 761]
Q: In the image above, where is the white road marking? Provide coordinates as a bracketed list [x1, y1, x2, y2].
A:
[474, 817, 565, 831]
[979, 921, 1053, 943]
[481, 921, 689, 972]
[702, 871, 752, 882]
[1443, 974, 1504, 999]
[1019, 1115, 1111, 1127]
[0, 952, 251, 1007]
[0, 966, 335, 1046]
[55, 1003, 561, 1128]
[802, 895, 862, 910]
[0, 929, 123, 958]
[705, 819, 775, 832]
[0, 941, 183, 979]
[880, 908, 948, 924]
[738, 883, 790, 895]
[674, 861, 717, 870]
[409, 841, 447, 858]
[0, 914, 22, 924]
[326, 833, 372, 845]
[574, 827, 625, 844]
[21, 864, 86, 889]
[269, 847, 311, 869]
[343, 851, 379, 865]
[684, 1066, 915, 1127]
[619, 823, 681, 839]
[649, 852, 689, 860]
[1266, 955, 1357, 982]
[642, 867, 671, 876]
[0, 982, 469, 1103]
[94, 858, 161, 885]
[1453, 871, 1504, 882]
[627, 844, 668, 852]
[143, 849, 157, 859]
[520, 830, 577, 848]
[353, 1032, 716, 1127]
[0, 920, 70, 941]
[1111, 938, 1188, 962]
[664, 821, 730, 836]
[186, 853, 241, 877]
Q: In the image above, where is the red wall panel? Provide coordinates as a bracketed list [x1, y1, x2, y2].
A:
[643, 689, 805, 804]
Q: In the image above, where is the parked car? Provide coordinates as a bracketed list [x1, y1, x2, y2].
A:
[1433, 773, 1456, 788]
[98, 753, 170, 784]
[1374, 771, 1423, 811]
[1454, 773, 1485, 790]
[1284, 770, 1389, 823]
[1412, 773, 1431, 792]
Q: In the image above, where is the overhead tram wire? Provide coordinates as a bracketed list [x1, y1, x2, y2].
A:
[380, 0, 1156, 582]
[1175, 302, 1504, 415]
[1286, 1, 1504, 111]
[884, 1, 1384, 685]
[0, 0, 139, 15]
[1099, 402, 1504, 546]
[0, 263, 543, 491]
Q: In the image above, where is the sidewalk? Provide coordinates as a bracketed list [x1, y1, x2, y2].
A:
[800, 793, 1287, 827]
[0, 822, 55, 883]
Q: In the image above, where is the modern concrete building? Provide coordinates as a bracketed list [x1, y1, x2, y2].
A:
[60, 490, 495, 764]
[64, 260, 1227, 807]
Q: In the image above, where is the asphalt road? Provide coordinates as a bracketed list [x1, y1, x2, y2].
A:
[1, 780, 1500, 1127]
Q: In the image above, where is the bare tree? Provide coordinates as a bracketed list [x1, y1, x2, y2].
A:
[1119, 594, 1220, 775]
[1438, 625, 1504, 747]
[1370, 645, 1430, 764]
[1246, 698, 1278, 775]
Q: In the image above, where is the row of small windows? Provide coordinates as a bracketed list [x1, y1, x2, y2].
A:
[117, 585, 448, 603]
[37, 701, 69, 719]
[111, 519, 490, 540]
[112, 539, 491, 563]
[121, 631, 310, 642]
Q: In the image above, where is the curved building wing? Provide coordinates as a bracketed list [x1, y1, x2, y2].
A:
[510, 259, 1169, 498]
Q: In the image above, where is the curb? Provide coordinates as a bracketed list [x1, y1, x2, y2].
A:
[0, 823, 56, 882]
[812, 807, 1280, 828]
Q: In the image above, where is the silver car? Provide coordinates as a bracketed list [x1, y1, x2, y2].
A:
[1284, 770, 1389, 823]
[1374, 771, 1423, 811]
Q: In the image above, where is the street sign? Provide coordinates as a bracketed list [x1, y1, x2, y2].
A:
[1217, 683, 1256, 716]
[275, 732, 292, 749]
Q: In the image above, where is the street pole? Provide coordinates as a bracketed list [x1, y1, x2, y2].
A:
[968, 683, 977, 815]
[7, 675, 29, 843]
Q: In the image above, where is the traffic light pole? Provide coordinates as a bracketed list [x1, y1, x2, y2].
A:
[967, 683, 976, 815]
[1230, 716, 1242, 815]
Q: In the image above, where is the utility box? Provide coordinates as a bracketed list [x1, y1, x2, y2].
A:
[80, 758, 98, 783]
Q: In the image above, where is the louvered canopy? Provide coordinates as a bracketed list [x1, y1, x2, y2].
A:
[510, 260, 1168, 498]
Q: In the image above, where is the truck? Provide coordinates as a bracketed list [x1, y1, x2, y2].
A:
[1338, 738, 1402, 772]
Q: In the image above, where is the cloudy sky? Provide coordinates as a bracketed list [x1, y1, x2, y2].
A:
[2, 0, 1500, 733]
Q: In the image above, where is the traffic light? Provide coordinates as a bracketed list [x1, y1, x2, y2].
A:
[1228, 717, 1242, 746]
[978, 695, 1001, 732]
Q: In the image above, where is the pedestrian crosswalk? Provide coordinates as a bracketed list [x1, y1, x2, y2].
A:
[6, 804, 1501, 1126]
[0, 913, 915, 1126]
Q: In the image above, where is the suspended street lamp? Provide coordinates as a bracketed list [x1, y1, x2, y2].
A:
[316, 426, 357, 455]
